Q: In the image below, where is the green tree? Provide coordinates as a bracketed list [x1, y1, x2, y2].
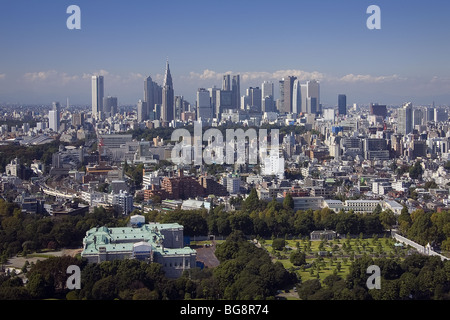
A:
[409, 161, 423, 179]
[290, 250, 306, 266]
[380, 209, 396, 232]
[242, 188, 260, 213]
[283, 193, 294, 210]
[272, 238, 286, 251]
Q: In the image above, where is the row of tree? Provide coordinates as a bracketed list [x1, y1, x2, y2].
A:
[297, 253, 450, 300]
[142, 191, 397, 239]
[397, 208, 450, 250]
[0, 200, 127, 262]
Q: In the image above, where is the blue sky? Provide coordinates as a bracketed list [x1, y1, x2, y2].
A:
[1, 0, 450, 106]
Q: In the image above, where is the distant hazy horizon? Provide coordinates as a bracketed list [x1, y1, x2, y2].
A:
[1, 0, 450, 107]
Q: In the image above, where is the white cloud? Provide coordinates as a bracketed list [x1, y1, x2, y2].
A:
[338, 73, 405, 83]
[184, 68, 405, 85]
[23, 70, 79, 85]
[0, 73, 6, 80]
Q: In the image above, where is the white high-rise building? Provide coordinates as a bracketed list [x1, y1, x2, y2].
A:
[397, 102, 413, 135]
[49, 102, 60, 132]
[300, 84, 308, 114]
[92, 75, 104, 120]
[262, 81, 274, 100]
[292, 80, 302, 114]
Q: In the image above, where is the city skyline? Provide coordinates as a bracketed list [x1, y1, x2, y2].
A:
[1, 0, 450, 106]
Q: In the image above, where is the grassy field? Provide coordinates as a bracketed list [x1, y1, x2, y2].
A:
[189, 235, 411, 300]
[259, 235, 409, 283]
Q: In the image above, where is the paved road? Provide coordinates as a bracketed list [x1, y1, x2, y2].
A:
[195, 242, 220, 268]
[4, 249, 82, 270]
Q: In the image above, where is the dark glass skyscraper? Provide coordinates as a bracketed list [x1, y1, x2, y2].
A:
[282, 76, 297, 114]
[162, 60, 174, 122]
[338, 94, 347, 116]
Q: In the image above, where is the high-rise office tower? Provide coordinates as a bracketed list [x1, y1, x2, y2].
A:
[435, 108, 448, 122]
[246, 87, 262, 112]
[278, 79, 285, 112]
[300, 83, 308, 114]
[49, 102, 60, 132]
[175, 96, 185, 120]
[222, 75, 231, 91]
[103, 96, 118, 117]
[338, 94, 347, 116]
[281, 76, 297, 114]
[426, 106, 435, 123]
[292, 80, 302, 114]
[413, 108, 423, 127]
[208, 87, 221, 117]
[216, 90, 233, 116]
[137, 100, 148, 123]
[305, 80, 320, 114]
[197, 88, 212, 120]
[162, 60, 174, 122]
[398, 102, 413, 135]
[262, 81, 274, 99]
[370, 103, 387, 118]
[261, 81, 274, 113]
[91, 76, 104, 120]
[144, 76, 155, 118]
[232, 75, 240, 110]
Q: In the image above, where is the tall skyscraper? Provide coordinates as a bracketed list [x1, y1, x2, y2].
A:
[305, 80, 320, 114]
[426, 106, 435, 123]
[398, 102, 413, 135]
[413, 108, 423, 127]
[91, 75, 104, 120]
[144, 76, 155, 118]
[49, 102, 60, 132]
[137, 100, 148, 123]
[162, 60, 174, 123]
[232, 75, 240, 110]
[338, 94, 347, 116]
[292, 80, 302, 114]
[208, 86, 221, 118]
[246, 87, 262, 112]
[278, 79, 285, 112]
[435, 108, 447, 123]
[222, 75, 231, 91]
[103, 96, 118, 117]
[197, 88, 212, 120]
[261, 81, 274, 113]
[300, 83, 308, 114]
[281, 76, 297, 114]
[175, 96, 186, 120]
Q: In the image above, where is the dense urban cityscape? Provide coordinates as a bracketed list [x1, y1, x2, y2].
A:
[2, 1, 450, 311]
[1, 58, 450, 303]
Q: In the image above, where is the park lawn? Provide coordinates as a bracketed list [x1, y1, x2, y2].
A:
[260, 236, 406, 282]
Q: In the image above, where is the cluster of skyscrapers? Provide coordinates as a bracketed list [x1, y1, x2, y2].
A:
[88, 61, 328, 125]
[91, 75, 118, 121]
